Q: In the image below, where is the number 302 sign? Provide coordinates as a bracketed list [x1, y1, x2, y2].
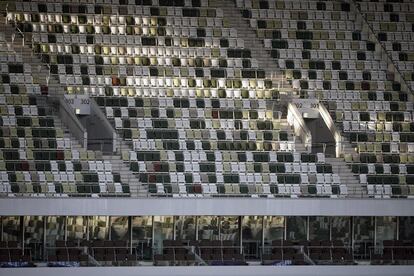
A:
[292, 99, 320, 118]
[64, 95, 91, 115]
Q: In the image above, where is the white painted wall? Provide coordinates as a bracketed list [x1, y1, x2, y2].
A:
[2, 265, 414, 276]
[0, 198, 413, 216]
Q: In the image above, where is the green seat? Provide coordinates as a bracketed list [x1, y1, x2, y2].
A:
[308, 185, 317, 195]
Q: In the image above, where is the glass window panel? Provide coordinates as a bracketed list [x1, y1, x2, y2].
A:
[354, 217, 374, 241]
[331, 217, 351, 245]
[153, 216, 173, 254]
[309, 216, 330, 241]
[46, 216, 65, 246]
[175, 216, 196, 240]
[110, 216, 129, 241]
[399, 217, 414, 240]
[376, 216, 397, 245]
[24, 216, 44, 244]
[242, 216, 262, 241]
[286, 216, 307, 240]
[66, 216, 87, 241]
[241, 216, 262, 260]
[131, 216, 153, 260]
[88, 216, 109, 241]
[197, 216, 219, 240]
[132, 216, 152, 242]
[24, 216, 44, 260]
[263, 216, 284, 241]
[220, 216, 239, 241]
[2, 216, 21, 242]
[353, 216, 374, 258]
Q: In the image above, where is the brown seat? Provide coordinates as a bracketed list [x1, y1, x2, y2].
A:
[80, 240, 90, 247]
[116, 253, 127, 262]
[92, 240, 105, 247]
[175, 254, 186, 261]
[163, 248, 174, 255]
[7, 241, 18, 248]
[69, 254, 80, 262]
[20, 255, 31, 262]
[126, 254, 136, 261]
[79, 254, 89, 262]
[116, 248, 128, 255]
[186, 253, 195, 261]
[113, 240, 127, 247]
[57, 254, 68, 262]
[104, 254, 115, 262]
[94, 254, 105, 261]
[319, 251, 331, 260]
[104, 240, 114, 247]
[321, 240, 332, 247]
[66, 240, 76, 247]
[222, 240, 232, 247]
[0, 255, 10, 262]
[271, 252, 283, 261]
[55, 240, 66, 247]
[272, 240, 282, 246]
[332, 240, 344, 247]
[223, 247, 237, 255]
[163, 240, 174, 247]
[48, 255, 58, 262]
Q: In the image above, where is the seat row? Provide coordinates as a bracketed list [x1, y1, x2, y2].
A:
[238, 0, 414, 193]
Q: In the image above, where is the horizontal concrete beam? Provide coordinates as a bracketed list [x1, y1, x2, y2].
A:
[2, 265, 414, 276]
[0, 198, 413, 216]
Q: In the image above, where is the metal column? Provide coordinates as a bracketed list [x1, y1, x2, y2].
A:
[129, 216, 133, 254]
[43, 216, 47, 260]
[238, 216, 243, 254]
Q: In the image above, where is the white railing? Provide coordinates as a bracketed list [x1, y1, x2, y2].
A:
[287, 103, 312, 152]
[318, 104, 342, 158]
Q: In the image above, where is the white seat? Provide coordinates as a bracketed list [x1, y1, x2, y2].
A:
[340, 185, 348, 196]
[300, 174, 309, 184]
[360, 174, 367, 184]
[333, 174, 341, 184]
[367, 184, 375, 196]
[316, 174, 325, 184]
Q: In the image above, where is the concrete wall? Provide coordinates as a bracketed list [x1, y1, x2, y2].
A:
[2, 265, 414, 276]
[305, 117, 335, 157]
[57, 97, 87, 149]
[0, 198, 413, 216]
[79, 99, 117, 153]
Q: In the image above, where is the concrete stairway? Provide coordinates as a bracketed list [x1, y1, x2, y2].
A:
[1, 17, 63, 97]
[102, 143, 148, 198]
[213, 0, 297, 117]
[325, 157, 364, 197]
[212, 0, 292, 92]
[35, 96, 86, 153]
[1, 17, 88, 154]
[293, 140, 310, 154]
[2, 15, 148, 197]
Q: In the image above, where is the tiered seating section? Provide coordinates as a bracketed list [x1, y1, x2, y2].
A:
[0, 241, 32, 265]
[48, 240, 137, 266]
[356, 0, 414, 92]
[154, 239, 245, 265]
[371, 240, 414, 265]
[0, 35, 129, 197]
[262, 239, 353, 265]
[111, 96, 343, 197]
[11, 0, 270, 98]
[354, 0, 414, 196]
[6, 0, 343, 197]
[237, 0, 414, 198]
